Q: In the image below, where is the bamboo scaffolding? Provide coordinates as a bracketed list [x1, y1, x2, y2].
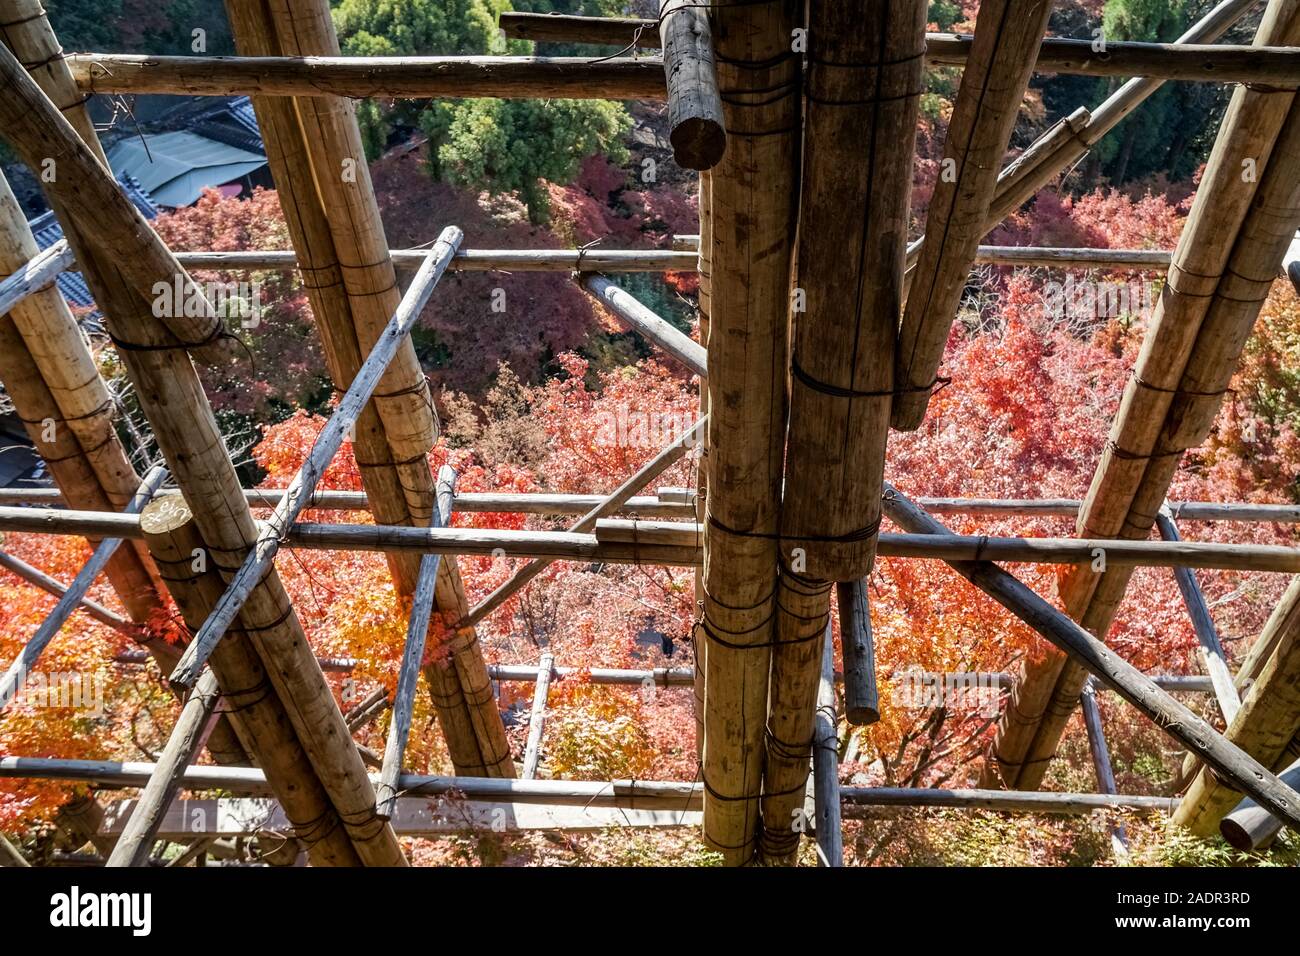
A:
[463, 417, 705, 627]
[812, 625, 842, 867]
[1, 17, 404, 864]
[138, 495, 361, 865]
[500, 10, 1293, 88]
[1176, 574, 1300, 834]
[68, 52, 666, 99]
[578, 273, 707, 376]
[893, 0, 1053, 429]
[658, 0, 725, 170]
[169, 234, 458, 686]
[0, 466, 166, 710]
[1080, 681, 1129, 855]
[0, 755, 1187, 816]
[105, 669, 222, 867]
[1220, 757, 1300, 850]
[1156, 508, 1240, 723]
[878, 483, 1300, 830]
[521, 651, 555, 780]
[699, 0, 800, 866]
[836, 579, 880, 726]
[0, 549, 139, 639]
[991, 9, 1300, 790]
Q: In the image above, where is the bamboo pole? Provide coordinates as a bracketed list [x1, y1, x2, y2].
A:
[1176, 574, 1300, 834]
[0, 466, 166, 710]
[836, 579, 880, 726]
[500, 10, 1294, 88]
[375, 554, 439, 818]
[68, 52, 666, 99]
[1220, 757, 1300, 850]
[0, 832, 28, 866]
[0, 548, 140, 639]
[658, 0, 725, 170]
[893, 0, 1054, 430]
[692, 171, 711, 762]
[0, 238, 73, 317]
[521, 651, 555, 780]
[169, 234, 459, 686]
[138, 496, 361, 866]
[464, 417, 705, 626]
[577, 273, 707, 377]
[812, 624, 842, 867]
[1156, 508, 1240, 724]
[700, 0, 800, 867]
[344, 686, 390, 734]
[105, 668, 222, 867]
[1080, 681, 1129, 855]
[878, 483, 1300, 831]
[991, 9, 1300, 790]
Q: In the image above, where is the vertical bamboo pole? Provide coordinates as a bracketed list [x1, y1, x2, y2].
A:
[1080, 681, 1129, 856]
[812, 624, 842, 867]
[836, 579, 880, 725]
[700, 0, 800, 865]
[693, 171, 711, 761]
[659, 0, 726, 170]
[521, 651, 555, 780]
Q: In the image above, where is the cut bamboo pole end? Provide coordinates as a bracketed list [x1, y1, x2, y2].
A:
[659, 0, 725, 170]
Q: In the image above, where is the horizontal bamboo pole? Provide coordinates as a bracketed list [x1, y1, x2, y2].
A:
[0, 466, 166, 710]
[879, 482, 1300, 831]
[7, 488, 1295, 523]
[11, 506, 1300, 573]
[0, 548, 141, 639]
[577, 273, 707, 377]
[0, 755, 1183, 816]
[0, 487, 693, 518]
[499, 10, 1298, 86]
[174, 248, 698, 272]
[67, 53, 667, 100]
[170, 233, 459, 687]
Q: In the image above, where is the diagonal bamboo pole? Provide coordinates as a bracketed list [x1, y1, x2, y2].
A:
[105, 668, 222, 868]
[1080, 681, 1129, 855]
[170, 232, 460, 686]
[0, 465, 165, 710]
[0, 549, 140, 639]
[879, 482, 1300, 830]
[464, 416, 705, 628]
[521, 651, 555, 781]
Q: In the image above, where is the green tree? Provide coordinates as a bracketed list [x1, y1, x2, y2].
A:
[332, 0, 631, 222]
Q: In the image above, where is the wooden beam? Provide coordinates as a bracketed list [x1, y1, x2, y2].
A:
[105, 669, 222, 867]
[836, 579, 880, 726]
[0, 466, 166, 711]
[878, 482, 1300, 831]
[658, 0, 725, 170]
[893, 0, 1054, 429]
[521, 651, 555, 780]
[66, 53, 666, 100]
[169, 235, 459, 687]
[500, 10, 1300, 87]
[0, 832, 29, 867]
[463, 417, 705, 626]
[812, 625, 842, 867]
[577, 273, 707, 377]
[1220, 757, 1300, 850]
[171, 248, 697, 272]
[1156, 507, 1241, 724]
[0, 238, 73, 316]
[700, 0, 800, 866]
[0, 755, 1184, 816]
